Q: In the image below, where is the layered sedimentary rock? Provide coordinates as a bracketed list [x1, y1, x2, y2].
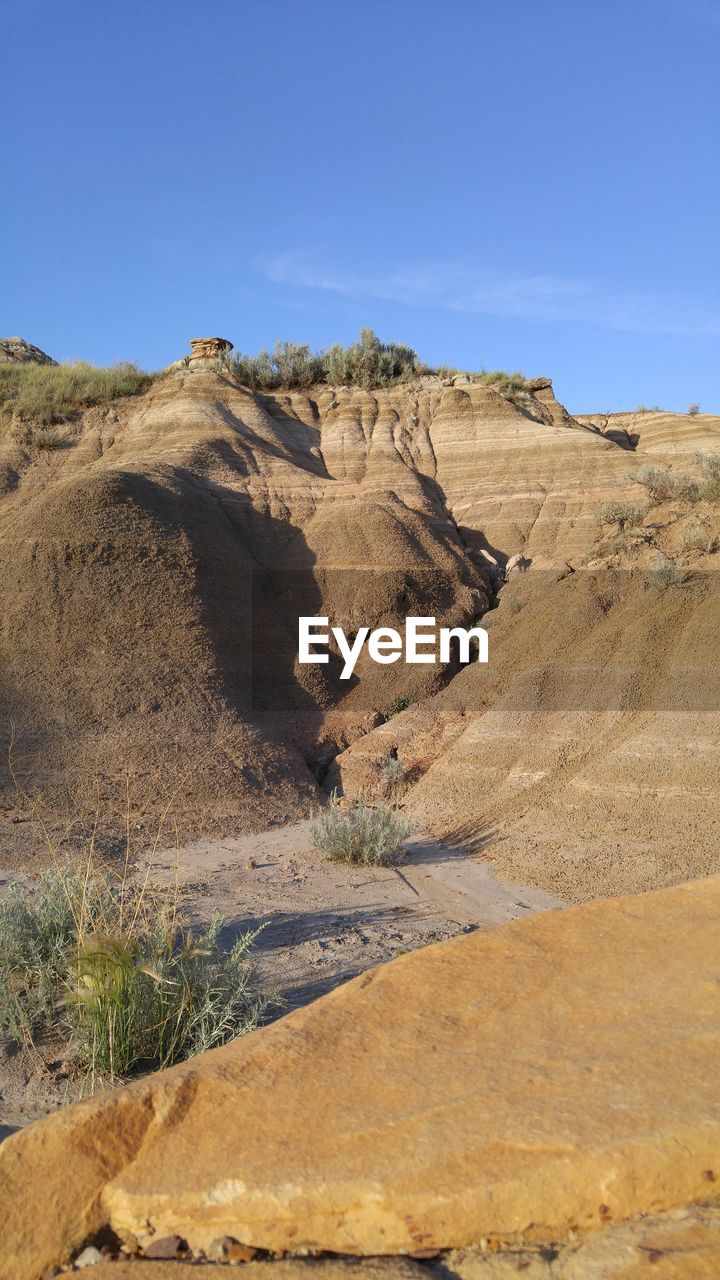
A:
[0, 335, 56, 364]
[1, 874, 719, 1279]
[577, 408, 720, 457]
[0, 366, 717, 891]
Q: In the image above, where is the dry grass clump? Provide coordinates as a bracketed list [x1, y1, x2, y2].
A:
[476, 369, 534, 398]
[0, 861, 267, 1083]
[11, 423, 63, 449]
[0, 361, 154, 426]
[310, 792, 411, 866]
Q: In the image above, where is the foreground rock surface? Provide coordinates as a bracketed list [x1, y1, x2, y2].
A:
[71, 1203, 720, 1275]
[1, 874, 719, 1280]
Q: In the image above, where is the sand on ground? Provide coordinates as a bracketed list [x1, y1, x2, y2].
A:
[0, 821, 560, 1135]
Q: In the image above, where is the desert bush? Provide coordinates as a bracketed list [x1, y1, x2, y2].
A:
[696, 452, 720, 503]
[688, 402, 700, 416]
[627, 464, 699, 503]
[680, 523, 717, 554]
[0, 863, 266, 1081]
[601, 500, 650, 529]
[378, 754, 406, 805]
[382, 694, 414, 721]
[654, 552, 687, 588]
[230, 329, 421, 391]
[310, 792, 411, 866]
[0, 361, 154, 425]
[322, 328, 420, 388]
[229, 341, 324, 391]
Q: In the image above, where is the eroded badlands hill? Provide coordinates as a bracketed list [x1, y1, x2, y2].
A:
[1, 365, 718, 897]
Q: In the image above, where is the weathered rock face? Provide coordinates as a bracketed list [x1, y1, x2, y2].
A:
[0, 335, 56, 364]
[1, 367, 718, 889]
[1, 874, 719, 1279]
[577, 408, 720, 457]
[189, 335, 233, 360]
[167, 336, 235, 371]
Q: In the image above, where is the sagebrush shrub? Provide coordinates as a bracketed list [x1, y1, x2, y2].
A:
[628, 464, 699, 503]
[654, 552, 687, 588]
[230, 329, 420, 391]
[681, 523, 717, 554]
[310, 792, 411, 866]
[601, 500, 649, 529]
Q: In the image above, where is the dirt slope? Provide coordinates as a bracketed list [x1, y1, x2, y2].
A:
[1, 367, 717, 899]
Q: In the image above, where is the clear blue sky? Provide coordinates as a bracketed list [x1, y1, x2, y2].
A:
[3, 0, 719, 412]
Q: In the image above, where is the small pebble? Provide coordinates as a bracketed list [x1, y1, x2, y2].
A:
[145, 1234, 185, 1259]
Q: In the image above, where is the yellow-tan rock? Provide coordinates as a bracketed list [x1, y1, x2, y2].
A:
[1, 875, 719, 1279]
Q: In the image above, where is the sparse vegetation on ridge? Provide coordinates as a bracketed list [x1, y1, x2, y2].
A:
[229, 328, 422, 391]
[0, 361, 155, 426]
[227, 328, 534, 396]
[310, 792, 411, 866]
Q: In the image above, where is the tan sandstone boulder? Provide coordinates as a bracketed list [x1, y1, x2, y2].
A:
[1, 873, 719, 1279]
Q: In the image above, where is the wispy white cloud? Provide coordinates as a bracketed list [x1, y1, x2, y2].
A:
[264, 251, 720, 338]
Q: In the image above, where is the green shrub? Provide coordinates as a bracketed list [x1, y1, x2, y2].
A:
[322, 328, 420, 388]
[0, 361, 154, 425]
[310, 792, 411, 866]
[0, 863, 266, 1082]
[382, 694, 414, 721]
[229, 329, 421, 391]
[230, 341, 324, 390]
